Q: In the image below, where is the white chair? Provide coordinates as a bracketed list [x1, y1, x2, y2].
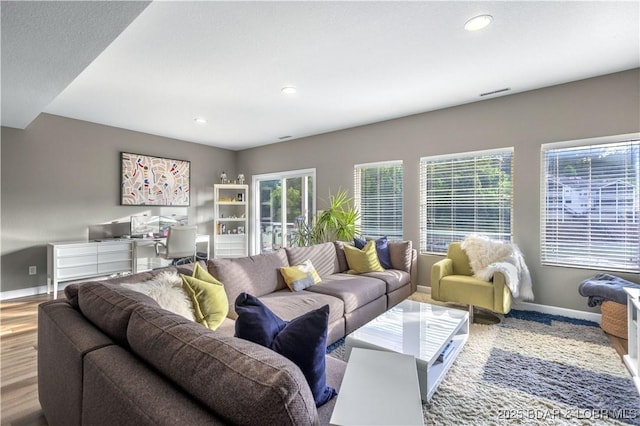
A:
[154, 225, 197, 264]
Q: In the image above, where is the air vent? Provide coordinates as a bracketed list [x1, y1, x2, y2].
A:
[480, 88, 511, 97]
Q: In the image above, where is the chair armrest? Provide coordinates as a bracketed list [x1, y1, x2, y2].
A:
[154, 241, 166, 256]
[491, 271, 512, 313]
[430, 258, 453, 300]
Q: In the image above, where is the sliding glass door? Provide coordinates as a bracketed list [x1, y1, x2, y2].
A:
[253, 169, 315, 254]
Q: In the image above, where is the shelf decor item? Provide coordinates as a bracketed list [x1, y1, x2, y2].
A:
[120, 152, 190, 206]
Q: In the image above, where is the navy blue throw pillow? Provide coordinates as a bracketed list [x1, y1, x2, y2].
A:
[354, 236, 392, 269]
[234, 293, 287, 347]
[234, 293, 337, 406]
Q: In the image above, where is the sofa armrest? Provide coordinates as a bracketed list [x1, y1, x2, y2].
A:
[388, 241, 413, 273]
[430, 258, 453, 300]
[409, 249, 418, 293]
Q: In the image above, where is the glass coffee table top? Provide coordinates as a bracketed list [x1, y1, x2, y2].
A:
[347, 299, 468, 365]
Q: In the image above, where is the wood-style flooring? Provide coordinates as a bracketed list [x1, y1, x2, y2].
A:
[0, 291, 629, 426]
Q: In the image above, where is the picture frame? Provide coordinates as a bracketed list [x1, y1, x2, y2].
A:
[120, 152, 190, 206]
[237, 193, 244, 202]
[237, 225, 245, 234]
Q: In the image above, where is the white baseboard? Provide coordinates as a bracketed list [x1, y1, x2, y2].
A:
[0, 282, 71, 301]
[415, 286, 601, 323]
[512, 301, 601, 324]
[0, 285, 50, 301]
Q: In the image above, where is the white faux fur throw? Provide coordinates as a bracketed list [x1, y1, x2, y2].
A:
[121, 271, 196, 321]
[460, 235, 534, 302]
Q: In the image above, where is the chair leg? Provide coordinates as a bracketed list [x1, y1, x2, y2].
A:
[468, 305, 474, 323]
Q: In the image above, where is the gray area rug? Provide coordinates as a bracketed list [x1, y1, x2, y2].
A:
[327, 304, 639, 425]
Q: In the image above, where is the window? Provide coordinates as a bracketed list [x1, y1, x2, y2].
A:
[420, 148, 513, 254]
[252, 169, 315, 254]
[354, 161, 403, 240]
[541, 135, 640, 273]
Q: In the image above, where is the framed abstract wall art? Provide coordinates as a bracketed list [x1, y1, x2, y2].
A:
[120, 152, 191, 206]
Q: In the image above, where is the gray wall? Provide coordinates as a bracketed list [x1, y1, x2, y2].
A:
[237, 69, 640, 313]
[1, 113, 236, 292]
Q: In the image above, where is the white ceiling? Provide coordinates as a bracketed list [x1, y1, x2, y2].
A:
[3, 1, 639, 151]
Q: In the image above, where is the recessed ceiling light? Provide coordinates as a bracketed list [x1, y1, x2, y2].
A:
[464, 14, 493, 31]
[281, 86, 297, 95]
[193, 117, 207, 124]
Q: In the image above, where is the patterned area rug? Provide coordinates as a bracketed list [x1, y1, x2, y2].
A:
[327, 303, 639, 425]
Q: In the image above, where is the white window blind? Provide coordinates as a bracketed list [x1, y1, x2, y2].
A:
[354, 161, 403, 240]
[419, 148, 513, 254]
[541, 137, 640, 273]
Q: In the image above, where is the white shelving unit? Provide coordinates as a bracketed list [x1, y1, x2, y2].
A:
[624, 287, 640, 394]
[214, 184, 249, 258]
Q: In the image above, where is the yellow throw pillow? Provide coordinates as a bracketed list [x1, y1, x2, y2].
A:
[181, 272, 229, 330]
[192, 262, 217, 283]
[280, 259, 322, 292]
[343, 240, 385, 274]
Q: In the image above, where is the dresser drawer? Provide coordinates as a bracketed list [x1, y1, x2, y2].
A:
[98, 242, 131, 253]
[56, 254, 96, 268]
[56, 264, 99, 280]
[55, 244, 97, 258]
[98, 251, 132, 263]
[98, 261, 132, 275]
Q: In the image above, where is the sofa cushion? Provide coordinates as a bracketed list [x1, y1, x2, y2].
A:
[317, 356, 347, 426]
[305, 274, 386, 313]
[259, 289, 345, 326]
[83, 345, 223, 426]
[208, 249, 289, 318]
[285, 242, 340, 277]
[77, 282, 159, 348]
[388, 240, 413, 273]
[235, 293, 337, 407]
[355, 236, 392, 269]
[280, 260, 322, 292]
[127, 305, 319, 426]
[343, 241, 385, 273]
[363, 269, 411, 293]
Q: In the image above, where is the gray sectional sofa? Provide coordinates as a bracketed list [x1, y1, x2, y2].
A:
[38, 241, 416, 425]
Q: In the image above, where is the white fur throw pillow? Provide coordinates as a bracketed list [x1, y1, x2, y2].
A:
[121, 271, 196, 321]
[460, 234, 513, 278]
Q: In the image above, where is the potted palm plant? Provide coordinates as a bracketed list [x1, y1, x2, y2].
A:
[291, 188, 360, 246]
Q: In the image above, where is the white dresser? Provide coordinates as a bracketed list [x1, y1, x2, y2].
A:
[47, 235, 211, 298]
[47, 240, 133, 298]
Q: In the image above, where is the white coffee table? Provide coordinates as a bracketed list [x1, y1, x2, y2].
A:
[345, 299, 469, 401]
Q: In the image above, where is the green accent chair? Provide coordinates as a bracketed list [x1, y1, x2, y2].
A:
[431, 242, 512, 321]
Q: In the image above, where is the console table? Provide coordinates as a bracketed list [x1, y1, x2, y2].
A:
[623, 287, 640, 394]
[329, 347, 424, 426]
[47, 235, 209, 298]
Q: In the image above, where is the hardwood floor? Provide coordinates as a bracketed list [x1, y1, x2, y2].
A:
[0, 291, 629, 425]
[1, 292, 53, 426]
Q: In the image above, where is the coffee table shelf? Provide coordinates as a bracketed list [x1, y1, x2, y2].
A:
[330, 348, 424, 426]
[345, 299, 469, 401]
